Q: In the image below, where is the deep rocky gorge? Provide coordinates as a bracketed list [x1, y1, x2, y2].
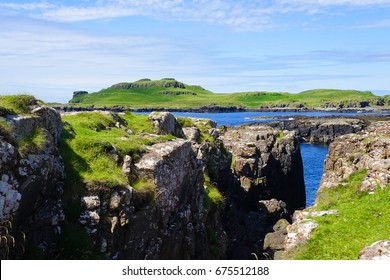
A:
[1, 106, 389, 260]
[263, 120, 390, 259]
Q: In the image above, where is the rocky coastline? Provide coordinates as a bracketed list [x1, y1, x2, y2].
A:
[51, 104, 390, 114]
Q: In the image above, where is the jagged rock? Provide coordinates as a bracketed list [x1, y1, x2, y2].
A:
[149, 112, 185, 138]
[208, 128, 219, 140]
[267, 117, 366, 144]
[259, 199, 289, 221]
[319, 121, 390, 193]
[0, 174, 21, 220]
[285, 219, 318, 250]
[81, 196, 100, 210]
[31, 106, 63, 143]
[359, 240, 390, 260]
[183, 127, 200, 142]
[79, 210, 100, 226]
[273, 218, 290, 231]
[136, 139, 203, 225]
[264, 229, 287, 251]
[221, 125, 305, 212]
[0, 106, 65, 259]
[0, 140, 17, 169]
[122, 155, 132, 178]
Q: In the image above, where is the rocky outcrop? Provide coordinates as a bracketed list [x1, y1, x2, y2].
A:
[319, 121, 390, 192]
[221, 125, 305, 212]
[77, 139, 209, 259]
[264, 209, 338, 259]
[359, 240, 390, 260]
[218, 125, 305, 259]
[267, 117, 366, 144]
[72, 91, 88, 98]
[110, 80, 185, 90]
[0, 106, 65, 259]
[149, 112, 185, 138]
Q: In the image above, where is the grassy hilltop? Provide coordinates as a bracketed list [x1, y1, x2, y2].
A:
[69, 78, 388, 109]
[68, 78, 387, 109]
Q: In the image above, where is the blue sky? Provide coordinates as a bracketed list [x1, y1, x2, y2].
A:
[1, 0, 390, 103]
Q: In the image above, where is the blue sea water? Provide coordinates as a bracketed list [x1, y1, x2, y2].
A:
[300, 144, 328, 206]
[166, 111, 366, 126]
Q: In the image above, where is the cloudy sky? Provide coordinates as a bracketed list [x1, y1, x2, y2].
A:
[1, 0, 390, 103]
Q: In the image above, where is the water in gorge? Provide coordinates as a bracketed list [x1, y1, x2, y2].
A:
[300, 144, 328, 206]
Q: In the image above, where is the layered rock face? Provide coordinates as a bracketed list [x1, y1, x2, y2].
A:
[221, 125, 305, 212]
[219, 125, 305, 259]
[267, 117, 365, 144]
[78, 139, 208, 259]
[0, 107, 65, 259]
[320, 121, 390, 192]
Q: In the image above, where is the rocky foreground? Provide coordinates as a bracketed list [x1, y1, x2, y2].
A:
[1, 105, 389, 260]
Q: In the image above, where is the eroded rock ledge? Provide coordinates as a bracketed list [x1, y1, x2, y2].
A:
[320, 121, 390, 192]
[266, 117, 366, 144]
[0, 107, 65, 259]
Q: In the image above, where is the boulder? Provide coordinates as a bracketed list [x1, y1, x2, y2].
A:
[183, 127, 200, 142]
[359, 240, 390, 260]
[149, 112, 185, 138]
[81, 196, 100, 210]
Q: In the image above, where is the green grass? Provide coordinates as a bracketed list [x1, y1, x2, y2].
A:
[16, 127, 46, 156]
[67, 78, 383, 109]
[204, 174, 225, 213]
[294, 170, 390, 259]
[0, 118, 12, 140]
[0, 95, 40, 115]
[176, 117, 194, 128]
[275, 131, 283, 141]
[59, 112, 175, 189]
[132, 178, 156, 203]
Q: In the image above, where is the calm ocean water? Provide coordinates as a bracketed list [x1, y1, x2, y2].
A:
[138, 111, 364, 207]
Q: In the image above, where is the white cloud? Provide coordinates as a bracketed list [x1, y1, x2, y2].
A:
[280, 0, 390, 6]
[1, 0, 390, 31]
[0, 2, 55, 10]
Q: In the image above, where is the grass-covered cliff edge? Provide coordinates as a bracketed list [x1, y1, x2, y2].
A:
[67, 78, 390, 110]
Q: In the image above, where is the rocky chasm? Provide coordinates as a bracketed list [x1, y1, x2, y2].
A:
[1, 107, 387, 259]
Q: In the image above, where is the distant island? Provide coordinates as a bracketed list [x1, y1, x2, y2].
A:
[66, 78, 390, 111]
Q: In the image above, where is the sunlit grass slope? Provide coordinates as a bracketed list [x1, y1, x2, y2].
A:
[68, 78, 381, 109]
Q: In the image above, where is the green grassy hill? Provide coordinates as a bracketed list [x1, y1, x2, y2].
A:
[68, 78, 384, 109]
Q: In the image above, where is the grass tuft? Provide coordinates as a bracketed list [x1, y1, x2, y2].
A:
[204, 174, 225, 213]
[294, 170, 390, 259]
[16, 127, 46, 156]
[0, 95, 40, 115]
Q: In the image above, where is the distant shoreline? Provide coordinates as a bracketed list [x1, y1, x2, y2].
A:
[51, 104, 390, 114]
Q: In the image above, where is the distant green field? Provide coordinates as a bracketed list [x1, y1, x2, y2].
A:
[69, 78, 385, 109]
